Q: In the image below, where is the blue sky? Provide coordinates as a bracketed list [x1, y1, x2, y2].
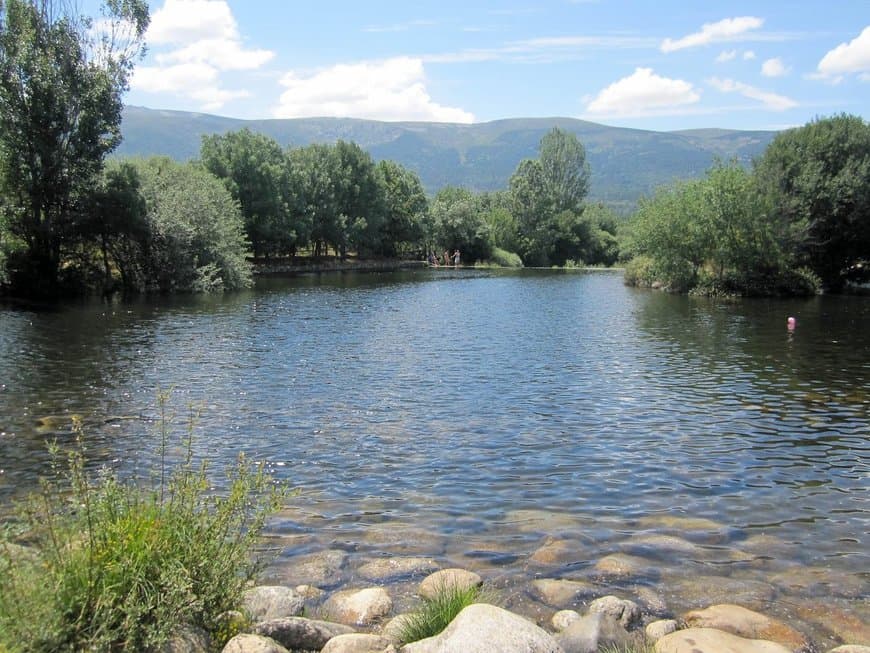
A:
[121, 0, 870, 131]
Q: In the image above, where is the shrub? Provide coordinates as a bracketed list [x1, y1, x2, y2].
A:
[623, 255, 657, 287]
[488, 247, 524, 268]
[0, 396, 286, 652]
[397, 583, 486, 644]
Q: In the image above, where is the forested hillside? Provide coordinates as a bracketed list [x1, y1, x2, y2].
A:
[118, 106, 775, 210]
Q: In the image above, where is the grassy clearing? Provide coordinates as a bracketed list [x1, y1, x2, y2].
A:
[0, 394, 287, 653]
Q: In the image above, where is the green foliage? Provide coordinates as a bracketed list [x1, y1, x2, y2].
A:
[0, 398, 287, 652]
[485, 247, 524, 268]
[622, 255, 657, 288]
[0, 0, 149, 296]
[201, 129, 301, 259]
[397, 584, 484, 645]
[754, 114, 870, 290]
[376, 159, 428, 257]
[134, 157, 253, 292]
[509, 128, 592, 266]
[429, 187, 493, 263]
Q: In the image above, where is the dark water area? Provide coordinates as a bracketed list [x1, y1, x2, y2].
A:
[1, 269, 868, 643]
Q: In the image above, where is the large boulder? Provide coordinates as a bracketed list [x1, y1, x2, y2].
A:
[324, 587, 394, 626]
[156, 624, 210, 653]
[242, 586, 305, 623]
[221, 634, 290, 653]
[682, 604, 811, 653]
[252, 616, 354, 651]
[655, 628, 792, 653]
[400, 603, 563, 653]
[555, 612, 631, 653]
[418, 569, 482, 600]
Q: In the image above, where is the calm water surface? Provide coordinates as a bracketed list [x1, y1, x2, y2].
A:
[1, 270, 868, 642]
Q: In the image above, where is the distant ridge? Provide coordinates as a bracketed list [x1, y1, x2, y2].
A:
[118, 106, 777, 211]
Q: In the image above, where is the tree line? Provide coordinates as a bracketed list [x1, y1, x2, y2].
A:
[623, 114, 870, 295]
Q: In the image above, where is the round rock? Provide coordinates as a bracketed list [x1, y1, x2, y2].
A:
[418, 569, 482, 600]
[588, 595, 642, 630]
[654, 627, 792, 653]
[323, 587, 393, 626]
[221, 633, 290, 653]
[321, 633, 394, 653]
[552, 609, 582, 631]
[682, 604, 811, 652]
[252, 617, 354, 651]
[243, 586, 305, 623]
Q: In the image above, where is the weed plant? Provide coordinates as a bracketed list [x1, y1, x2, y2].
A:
[0, 393, 287, 652]
[397, 583, 487, 644]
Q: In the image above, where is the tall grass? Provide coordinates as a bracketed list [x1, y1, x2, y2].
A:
[0, 394, 287, 652]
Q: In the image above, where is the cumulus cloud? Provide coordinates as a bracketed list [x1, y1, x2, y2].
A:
[716, 50, 737, 63]
[817, 25, 870, 78]
[131, 0, 274, 110]
[743, 50, 756, 60]
[708, 77, 797, 111]
[273, 57, 474, 123]
[661, 16, 764, 53]
[761, 57, 789, 77]
[585, 67, 700, 117]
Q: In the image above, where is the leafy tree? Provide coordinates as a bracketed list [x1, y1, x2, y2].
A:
[288, 144, 340, 258]
[0, 0, 149, 295]
[333, 140, 383, 257]
[754, 114, 870, 289]
[82, 161, 149, 292]
[509, 128, 591, 265]
[376, 159, 427, 257]
[134, 158, 252, 292]
[429, 187, 492, 263]
[201, 129, 300, 259]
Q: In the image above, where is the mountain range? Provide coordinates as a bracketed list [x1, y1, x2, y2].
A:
[118, 105, 777, 212]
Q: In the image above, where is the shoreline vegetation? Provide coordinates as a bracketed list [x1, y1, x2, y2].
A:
[1, 413, 866, 652]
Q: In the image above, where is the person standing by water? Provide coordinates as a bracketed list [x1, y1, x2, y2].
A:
[453, 249, 461, 267]
[443, 249, 451, 267]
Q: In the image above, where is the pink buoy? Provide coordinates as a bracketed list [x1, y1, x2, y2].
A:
[787, 316, 796, 330]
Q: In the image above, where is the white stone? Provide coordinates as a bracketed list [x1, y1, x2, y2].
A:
[655, 628, 792, 653]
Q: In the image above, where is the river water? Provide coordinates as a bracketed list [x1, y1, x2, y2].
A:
[1, 269, 867, 644]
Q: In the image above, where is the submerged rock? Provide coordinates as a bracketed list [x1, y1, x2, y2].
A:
[682, 604, 811, 653]
[592, 553, 652, 581]
[529, 579, 598, 608]
[655, 627, 792, 653]
[357, 557, 439, 583]
[418, 569, 482, 600]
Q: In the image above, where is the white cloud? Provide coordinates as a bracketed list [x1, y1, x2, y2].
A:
[716, 50, 737, 63]
[743, 50, 756, 60]
[585, 67, 701, 117]
[157, 38, 273, 71]
[147, 0, 237, 44]
[273, 57, 474, 123]
[817, 25, 870, 78]
[131, 0, 273, 111]
[761, 57, 789, 77]
[661, 16, 764, 52]
[708, 77, 797, 111]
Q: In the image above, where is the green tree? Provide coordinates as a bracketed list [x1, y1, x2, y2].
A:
[376, 159, 427, 257]
[201, 129, 301, 259]
[430, 187, 492, 263]
[754, 114, 870, 290]
[288, 143, 340, 258]
[509, 128, 591, 265]
[134, 158, 252, 292]
[0, 0, 149, 295]
[333, 140, 383, 258]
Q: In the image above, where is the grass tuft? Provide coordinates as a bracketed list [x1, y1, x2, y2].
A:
[0, 393, 287, 653]
[397, 582, 488, 644]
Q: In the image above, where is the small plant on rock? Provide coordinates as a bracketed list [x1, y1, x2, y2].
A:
[397, 582, 488, 644]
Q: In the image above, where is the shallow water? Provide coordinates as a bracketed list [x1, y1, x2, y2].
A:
[1, 269, 868, 644]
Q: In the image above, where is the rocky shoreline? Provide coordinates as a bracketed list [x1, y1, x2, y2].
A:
[161, 564, 869, 653]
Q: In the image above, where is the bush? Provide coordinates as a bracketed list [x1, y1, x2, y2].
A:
[486, 247, 523, 268]
[690, 267, 822, 297]
[0, 396, 287, 652]
[623, 255, 657, 287]
[397, 583, 484, 644]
